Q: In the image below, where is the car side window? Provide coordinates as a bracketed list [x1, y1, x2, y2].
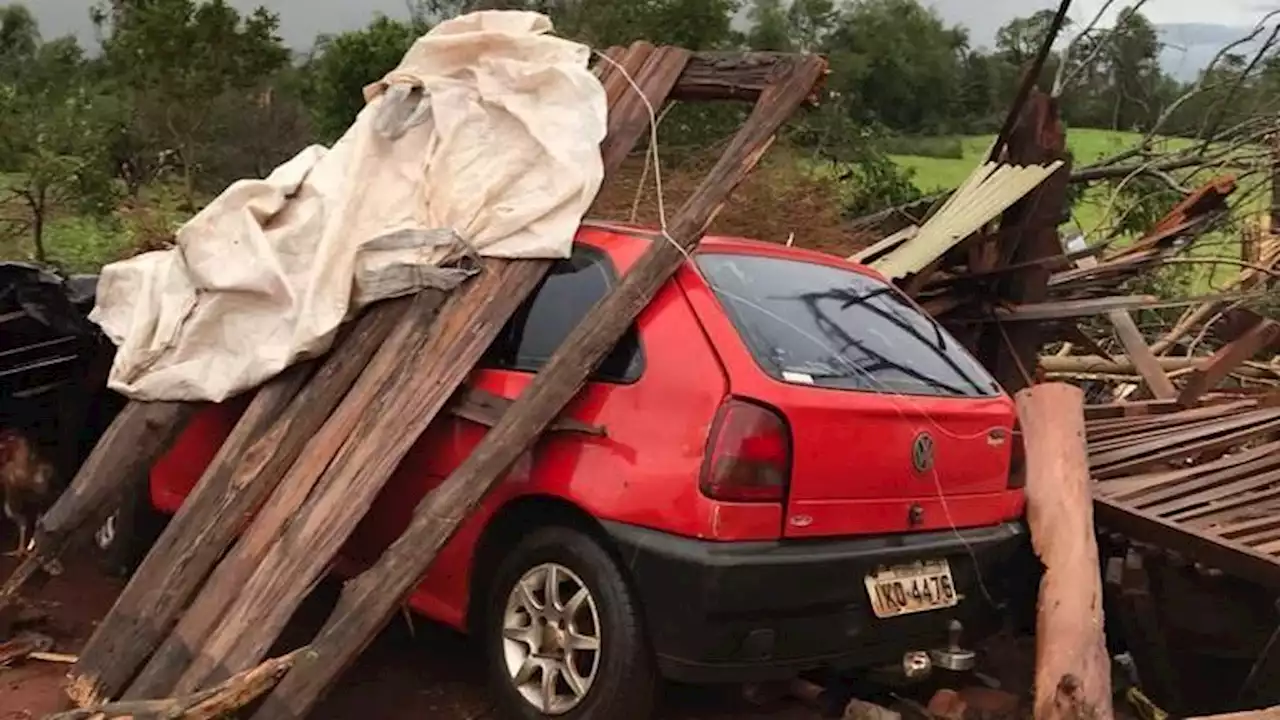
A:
[482, 246, 645, 383]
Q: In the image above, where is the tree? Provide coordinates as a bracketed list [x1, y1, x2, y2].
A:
[92, 0, 291, 207]
[995, 9, 1064, 66]
[0, 35, 120, 262]
[301, 15, 419, 143]
[0, 3, 37, 74]
[824, 0, 970, 134]
[745, 0, 793, 51]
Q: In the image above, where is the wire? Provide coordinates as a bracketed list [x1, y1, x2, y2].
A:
[594, 49, 1006, 609]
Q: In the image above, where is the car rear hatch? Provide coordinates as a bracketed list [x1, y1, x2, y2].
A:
[687, 250, 1021, 539]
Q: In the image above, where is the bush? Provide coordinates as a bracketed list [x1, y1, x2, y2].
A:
[878, 135, 966, 159]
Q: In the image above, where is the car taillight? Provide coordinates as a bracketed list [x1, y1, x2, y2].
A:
[700, 398, 791, 503]
[1007, 427, 1026, 490]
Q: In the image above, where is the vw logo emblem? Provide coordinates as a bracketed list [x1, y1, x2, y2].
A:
[911, 432, 935, 473]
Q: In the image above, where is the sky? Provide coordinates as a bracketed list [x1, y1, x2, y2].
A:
[25, 0, 1280, 58]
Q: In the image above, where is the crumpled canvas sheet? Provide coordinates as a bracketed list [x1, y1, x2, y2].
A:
[90, 10, 607, 402]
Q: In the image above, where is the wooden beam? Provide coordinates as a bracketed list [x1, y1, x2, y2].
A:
[0, 399, 198, 619]
[1178, 319, 1280, 406]
[250, 54, 829, 720]
[1106, 310, 1176, 399]
[1019, 383, 1112, 720]
[68, 302, 405, 707]
[159, 263, 547, 696]
[123, 291, 448, 700]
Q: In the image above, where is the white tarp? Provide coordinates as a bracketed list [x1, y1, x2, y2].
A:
[89, 10, 607, 403]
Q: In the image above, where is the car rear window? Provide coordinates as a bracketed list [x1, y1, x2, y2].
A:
[696, 253, 1000, 398]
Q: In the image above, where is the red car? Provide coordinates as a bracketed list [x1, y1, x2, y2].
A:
[111, 221, 1031, 720]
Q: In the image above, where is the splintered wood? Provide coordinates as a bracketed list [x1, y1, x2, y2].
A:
[53, 41, 828, 719]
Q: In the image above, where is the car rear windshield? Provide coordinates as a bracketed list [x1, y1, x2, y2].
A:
[696, 253, 1000, 398]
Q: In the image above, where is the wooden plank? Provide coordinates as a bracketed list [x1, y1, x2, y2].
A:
[123, 291, 448, 700]
[0, 399, 198, 619]
[1178, 319, 1280, 406]
[1019, 383, 1112, 720]
[1094, 495, 1280, 589]
[161, 262, 549, 696]
[250, 54, 831, 720]
[67, 301, 406, 707]
[1106, 309, 1176, 399]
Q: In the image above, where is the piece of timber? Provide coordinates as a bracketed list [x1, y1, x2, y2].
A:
[166, 260, 548, 695]
[124, 291, 447, 700]
[1019, 383, 1113, 720]
[449, 386, 605, 436]
[1094, 495, 1280, 589]
[599, 47, 692, 174]
[67, 301, 405, 707]
[1178, 318, 1280, 407]
[251, 53, 830, 720]
[50, 649, 303, 720]
[0, 399, 199, 618]
[644, 49, 825, 104]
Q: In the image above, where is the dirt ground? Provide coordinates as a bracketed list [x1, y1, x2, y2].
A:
[0, 552, 844, 720]
[0, 514, 1041, 720]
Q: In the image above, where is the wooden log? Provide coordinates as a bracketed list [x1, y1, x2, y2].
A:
[49, 649, 302, 720]
[250, 54, 830, 720]
[161, 261, 547, 695]
[597, 48, 827, 104]
[68, 301, 407, 708]
[0, 399, 198, 618]
[1178, 319, 1280, 406]
[1018, 382, 1113, 720]
[1039, 354, 1275, 379]
[124, 291, 447, 700]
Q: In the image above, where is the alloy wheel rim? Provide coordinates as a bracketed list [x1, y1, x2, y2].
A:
[501, 562, 602, 715]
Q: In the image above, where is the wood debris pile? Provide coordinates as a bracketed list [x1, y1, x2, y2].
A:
[0, 41, 828, 720]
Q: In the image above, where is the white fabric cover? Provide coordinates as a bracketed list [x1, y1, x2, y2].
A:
[89, 10, 607, 402]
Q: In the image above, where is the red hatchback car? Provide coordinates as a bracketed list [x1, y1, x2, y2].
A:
[123, 221, 1031, 720]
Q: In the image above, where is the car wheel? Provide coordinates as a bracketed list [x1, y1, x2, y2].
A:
[93, 482, 164, 578]
[484, 526, 658, 720]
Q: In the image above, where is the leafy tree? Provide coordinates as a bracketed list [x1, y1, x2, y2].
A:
[302, 15, 418, 143]
[91, 0, 291, 206]
[745, 0, 793, 51]
[995, 10, 1065, 66]
[0, 34, 120, 262]
[824, 0, 970, 134]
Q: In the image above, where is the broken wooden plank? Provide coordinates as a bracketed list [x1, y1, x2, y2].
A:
[51, 649, 303, 720]
[250, 53, 830, 720]
[123, 291, 448, 700]
[0, 400, 199, 618]
[1178, 319, 1280, 407]
[1105, 310, 1176, 399]
[1019, 383, 1113, 720]
[160, 262, 548, 696]
[68, 301, 405, 708]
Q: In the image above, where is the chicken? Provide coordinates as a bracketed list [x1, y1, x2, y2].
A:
[0, 428, 56, 557]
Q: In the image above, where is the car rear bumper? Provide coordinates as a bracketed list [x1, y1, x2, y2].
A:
[600, 519, 1034, 684]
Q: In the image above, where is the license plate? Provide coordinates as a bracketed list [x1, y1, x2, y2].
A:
[863, 559, 959, 618]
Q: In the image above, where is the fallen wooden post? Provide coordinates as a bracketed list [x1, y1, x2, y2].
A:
[0, 399, 198, 618]
[1019, 382, 1113, 720]
[250, 53, 828, 720]
[67, 300, 408, 707]
[49, 649, 303, 720]
[1178, 318, 1280, 406]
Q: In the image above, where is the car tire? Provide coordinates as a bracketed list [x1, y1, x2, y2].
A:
[92, 481, 165, 578]
[483, 525, 658, 720]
